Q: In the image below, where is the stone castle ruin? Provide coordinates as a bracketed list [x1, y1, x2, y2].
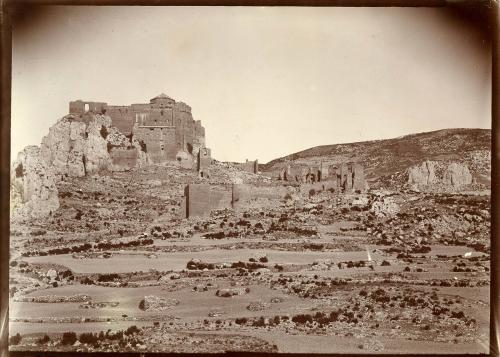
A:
[69, 93, 209, 170]
[278, 162, 367, 192]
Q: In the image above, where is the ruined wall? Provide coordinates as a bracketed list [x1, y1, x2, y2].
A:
[133, 126, 177, 163]
[104, 106, 135, 135]
[197, 148, 212, 177]
[183, 183, 289, 218]
[184, 184, 232, 218]
[278, 161, 367, 192]
[281, 164, 322, 183]
[69, 100, 107, 115]
[239, 160, 259, 174]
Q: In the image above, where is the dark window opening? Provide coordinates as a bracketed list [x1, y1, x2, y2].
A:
[187, 143, 193, 154]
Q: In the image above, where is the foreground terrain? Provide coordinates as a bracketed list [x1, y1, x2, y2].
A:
[9, 157, 490, 353]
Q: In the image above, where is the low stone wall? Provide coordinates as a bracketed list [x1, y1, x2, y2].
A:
[183, 183, 288, 218]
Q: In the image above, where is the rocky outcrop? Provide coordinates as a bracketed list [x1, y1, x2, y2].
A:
[407, 161, 438, 186]
[407, 161, 473, 189]
[12, 114, 152, 219]
[40, 114, 149, 179]
[10, 146, 60, 219]
[443, 162, 472, 187]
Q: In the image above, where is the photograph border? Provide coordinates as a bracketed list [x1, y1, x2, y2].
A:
[0, 1, 497, 356]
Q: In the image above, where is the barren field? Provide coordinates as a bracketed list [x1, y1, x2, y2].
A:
[9, 160, 491, 353]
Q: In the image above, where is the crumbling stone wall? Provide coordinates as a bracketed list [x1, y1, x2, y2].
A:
[197, 148, 212, 178]
[239, 160, 259, 174]
[183, 183, 288, 218]
[184, 184, 233, 218]
[278, 161, 366, 192]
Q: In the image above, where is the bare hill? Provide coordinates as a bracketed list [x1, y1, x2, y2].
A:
[261, 128, 491, 186]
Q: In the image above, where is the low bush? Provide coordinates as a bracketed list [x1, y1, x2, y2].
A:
[9, 333, 22, 345]
[61, 332, 77, 345]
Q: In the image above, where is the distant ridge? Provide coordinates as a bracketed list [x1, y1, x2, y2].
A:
[261, 128, 491, 186]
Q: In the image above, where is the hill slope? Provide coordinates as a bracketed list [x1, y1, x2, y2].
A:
[261, 128, 491, 186]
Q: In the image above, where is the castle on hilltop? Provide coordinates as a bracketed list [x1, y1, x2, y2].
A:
[69, 93, 207, 166]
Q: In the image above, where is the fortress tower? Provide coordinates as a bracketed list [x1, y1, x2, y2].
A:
[69, 93, 207, 165]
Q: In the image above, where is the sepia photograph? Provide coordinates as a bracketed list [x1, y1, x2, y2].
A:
[6, 4, 494, 354]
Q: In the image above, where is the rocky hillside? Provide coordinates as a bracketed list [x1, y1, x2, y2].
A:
[261, 128, 491, 188]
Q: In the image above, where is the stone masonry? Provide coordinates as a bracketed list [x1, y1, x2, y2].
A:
[278, 162, 366, 192]
[69, 94, 207, 166]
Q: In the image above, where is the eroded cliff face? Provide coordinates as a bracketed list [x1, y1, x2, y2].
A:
[12, 114, 151, 219]
[443, 162, 473, 187]
[407, 160, 473, 189]
[11, 146, 60, 220]
[40, 114, 150, 179]
[407, 161, 438, 186]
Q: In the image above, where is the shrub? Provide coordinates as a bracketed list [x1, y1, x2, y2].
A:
[451, 311, 465, 319]
[9, 333, 22, 345]
[81, 276, 93, 285]
[61, 332, 77, 345]
[292, 314, 313, 324]
[79, 332, 98, 344]
[125, 325, 140, 335]
[138, 299, 146, 311]
[37, 334, 51, 345]
[97, 273, 120, 282]
[259, 256, 268, 263]
[309, 189, 316, 197]
[381, 260, 391, 266]
[252, 316, 266, 327]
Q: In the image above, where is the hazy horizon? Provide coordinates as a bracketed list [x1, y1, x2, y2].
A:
[12, 6, 491, 164]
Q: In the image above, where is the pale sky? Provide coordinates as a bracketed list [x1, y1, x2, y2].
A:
[12, 6, 491, 163]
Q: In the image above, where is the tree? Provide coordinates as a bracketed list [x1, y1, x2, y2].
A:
[61, 332, 77, 345]
[9, 333, 22, 345]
